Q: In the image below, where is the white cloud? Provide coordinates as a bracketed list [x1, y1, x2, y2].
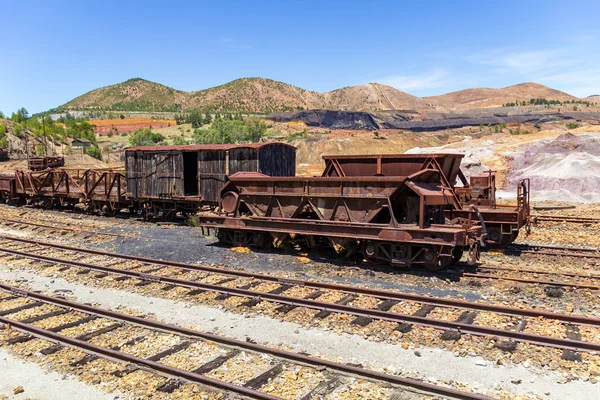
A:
[466, 48, 576, 74]
[539, 69, 600, 97]
[376, 69, 449, 91]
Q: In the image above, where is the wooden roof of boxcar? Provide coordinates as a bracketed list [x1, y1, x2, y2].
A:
[125, 142, 295, 152]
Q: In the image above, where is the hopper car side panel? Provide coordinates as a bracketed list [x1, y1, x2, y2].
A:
[198, 168, 484, 269]
[322, 153, 531, 246]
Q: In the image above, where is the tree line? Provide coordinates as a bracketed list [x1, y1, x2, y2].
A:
[503, 98, 597, 107]
[0, 107, 102, 159]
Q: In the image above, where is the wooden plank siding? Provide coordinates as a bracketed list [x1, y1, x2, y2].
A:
[258, 143, 296, 176]
[125, 143, 296, 202]
[228, 147, 258, 175]
[198, 150, 227, 203]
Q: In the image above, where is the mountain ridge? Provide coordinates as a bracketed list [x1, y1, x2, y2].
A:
[55, 77, 588, 114]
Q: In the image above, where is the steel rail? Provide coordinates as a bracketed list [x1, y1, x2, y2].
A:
[0, 283, 492, 400]
[506, 244, 600, 260]
[458, 271, 600, 290]
[512, 243, 600, 253]
[1, 246, 599, 352]
[0, 217, 130, 238]
[534, 215, 600, 224]
[473, 264, 600, 280]
[0, 315, 280, 400]
[1, 234, 597, 327]
[518, 250, 600, 260]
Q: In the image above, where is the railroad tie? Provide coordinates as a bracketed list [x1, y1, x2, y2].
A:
[351, 299, 400, 327]
[394, 304, 436, 333]
[440, 311, 479, 341]
[71, 335, 148, 367]
[562, 324, 583, 362]
[495, 320, 527, 352]
[139, 266, 165, 275]
[243, 363, 285, 390]
[113, 341, 191, 377]
[158, 349, 241, 393]
[193, 349, 241, 375]
[275, 290, 325, 314]
[185, 277, 237, 297]
[300, 376, 342, 400]
[0, 301, 43, 316]
[40, 322, 122, 355]
[241, 285, 293, 307]
[313, 295, 357, 320]
[76, 269, 92, 275]
[387, 390, 419, 400]
[214, 281, 262, 300]
[20, 309, 69, 324]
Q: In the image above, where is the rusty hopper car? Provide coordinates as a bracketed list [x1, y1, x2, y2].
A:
[125, 143, 295, 220]
[450, 171, 530, 246]
[197, 163, 485, 270]
[11, 168, 127, 214]
[321, 153, 530, 246]
[0, 174, 16, 201]
[28, 156, 65, 171]
[0, 149, 8, 162]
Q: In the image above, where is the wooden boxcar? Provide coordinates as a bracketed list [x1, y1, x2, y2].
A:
[124, 143, 296, 219]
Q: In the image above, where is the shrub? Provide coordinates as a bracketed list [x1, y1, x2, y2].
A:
[35, 143, 45, 156]
[13, 123, 24, 137]
[172, 134, 187, 145]
[86, 146, 102, 160]
[566, 122, 580, 129]
[128, 128, 165, 146]
[193, 117, 266, 144]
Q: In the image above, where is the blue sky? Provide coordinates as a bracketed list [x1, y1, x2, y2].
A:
[1, 0, 599, 114]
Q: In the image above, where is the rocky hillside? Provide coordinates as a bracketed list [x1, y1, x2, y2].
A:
[424, 83, 577, 109]
[60, 78, 189, 112]
[323, 83, 436, 112]
[55, 78, 438, 114]
[587, 95, 600, 102]
[55, 78, 586, 114]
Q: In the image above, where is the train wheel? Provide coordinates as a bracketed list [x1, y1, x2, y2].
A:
[251, 232, 272, 250]
[102, 204, 118, 217]
[361, 241, 387, 265]
[422, 247, 450, 271]
[450, 247, 464, 265]
[486, 227, 514, 248]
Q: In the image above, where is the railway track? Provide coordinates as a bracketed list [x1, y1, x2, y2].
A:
[508, 243, 600, 260]
[450, 263, 600, 291]
[535, 215, 600, 224]
[0, 283, 491, 400]
[1, 235, 599, 356]
[0, 214, 134, 239]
